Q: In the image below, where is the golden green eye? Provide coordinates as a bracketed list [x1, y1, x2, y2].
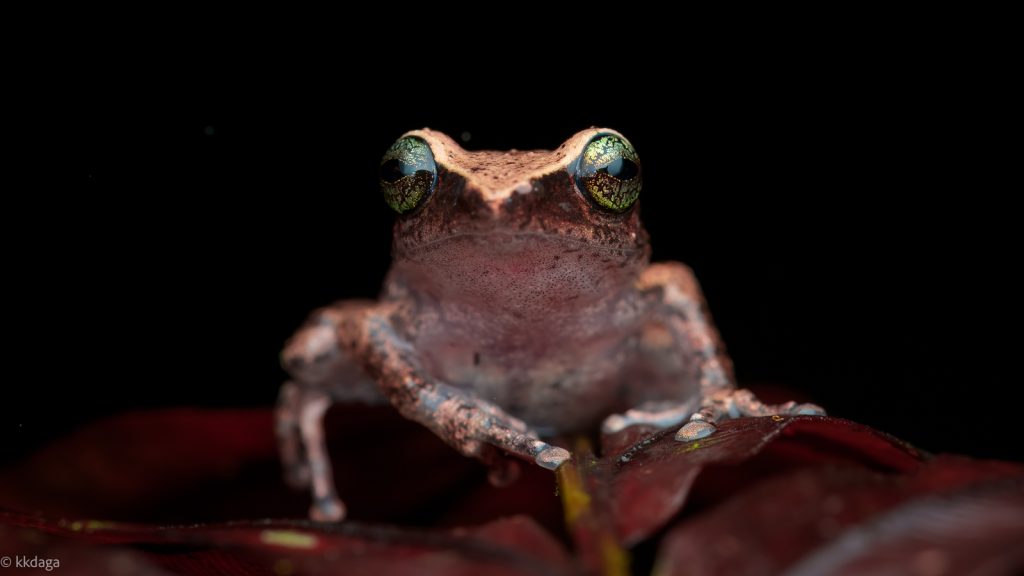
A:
[380, 136, 437, 214]
[575, 134, 641, 213]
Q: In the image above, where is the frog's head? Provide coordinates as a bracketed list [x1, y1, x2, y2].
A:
[380, 128, 651, 310]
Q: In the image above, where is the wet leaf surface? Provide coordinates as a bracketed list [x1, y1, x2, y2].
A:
[1, 405, 1021, 575]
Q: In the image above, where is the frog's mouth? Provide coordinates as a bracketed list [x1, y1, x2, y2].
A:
[398, 230, 646, 258]
[391, 231, 649, 313]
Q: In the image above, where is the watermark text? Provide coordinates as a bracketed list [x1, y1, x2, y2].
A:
[1, 555, 61, 571]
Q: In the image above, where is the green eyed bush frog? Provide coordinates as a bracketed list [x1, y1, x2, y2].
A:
[276, 128, 824, 521]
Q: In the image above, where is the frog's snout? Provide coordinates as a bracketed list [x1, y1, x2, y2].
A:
[463, 178, 539, 216]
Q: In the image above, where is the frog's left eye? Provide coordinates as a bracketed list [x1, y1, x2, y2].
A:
[380, 136, 437, 214]
[574, 134, 642, 213]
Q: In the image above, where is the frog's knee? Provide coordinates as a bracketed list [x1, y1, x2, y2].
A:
[639, 262, 699, 293]
[282, 322, 341, 380]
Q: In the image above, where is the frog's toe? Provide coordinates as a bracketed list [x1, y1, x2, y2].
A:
[601, 414, 630, 435]
[792, 403, 826, 416]
[675, 419, 717, 442]
[310, 496, 346, 522]
[602, 403, 693, 434]
[534, 445, 572, 470]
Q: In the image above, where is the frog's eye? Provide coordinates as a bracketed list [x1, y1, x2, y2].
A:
[380, 136, 437, 214]
[575, 134, 642, 213]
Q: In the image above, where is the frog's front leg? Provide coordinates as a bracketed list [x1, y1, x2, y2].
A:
[361, 310, 572, 472]
[278, 301, 387, 522]
[604, 263, 824, 440]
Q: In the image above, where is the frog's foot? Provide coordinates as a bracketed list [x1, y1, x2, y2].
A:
[454, 432, 569, 485]
[423, 392, 572, 474]
[280, 386, 346, 521]
[675, 388, 825, 442]
[464, 421, 572, 473]
[310, 496, 346, 523]
[535, 444, 572, 470]
[675, 412, 718, 441]
[601, 401, 698, 435]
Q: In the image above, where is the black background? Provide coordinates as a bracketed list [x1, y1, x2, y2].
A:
[7, 49, 1019, 466]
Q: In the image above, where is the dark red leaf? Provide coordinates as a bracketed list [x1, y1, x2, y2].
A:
[654, 457, 1024, 575]
[606, 415, 925, 545]
[1, 509, 574, 576]
[2, 405, 1022, 575]
[0, 407, 563, 530]
[0, 522, 172, 576]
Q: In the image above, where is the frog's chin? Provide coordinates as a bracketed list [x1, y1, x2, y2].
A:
[391, 232, 648, 312]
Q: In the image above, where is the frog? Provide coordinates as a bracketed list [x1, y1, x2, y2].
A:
[275, 128, 825, 521]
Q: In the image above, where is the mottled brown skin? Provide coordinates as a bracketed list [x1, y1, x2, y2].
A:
[276, 128, 824, 521]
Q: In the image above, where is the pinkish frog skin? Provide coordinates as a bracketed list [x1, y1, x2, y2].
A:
[276, 128, 824, 521]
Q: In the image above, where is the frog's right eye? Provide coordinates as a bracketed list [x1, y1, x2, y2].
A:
[379, 136, 437, 214]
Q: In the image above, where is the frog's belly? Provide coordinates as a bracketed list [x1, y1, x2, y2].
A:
[420, 339, 629, 434]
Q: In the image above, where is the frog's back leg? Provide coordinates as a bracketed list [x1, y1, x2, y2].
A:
[276, 300, 384, 522]
[281, 300, 386, 404]
[603, 262, 824, 437]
